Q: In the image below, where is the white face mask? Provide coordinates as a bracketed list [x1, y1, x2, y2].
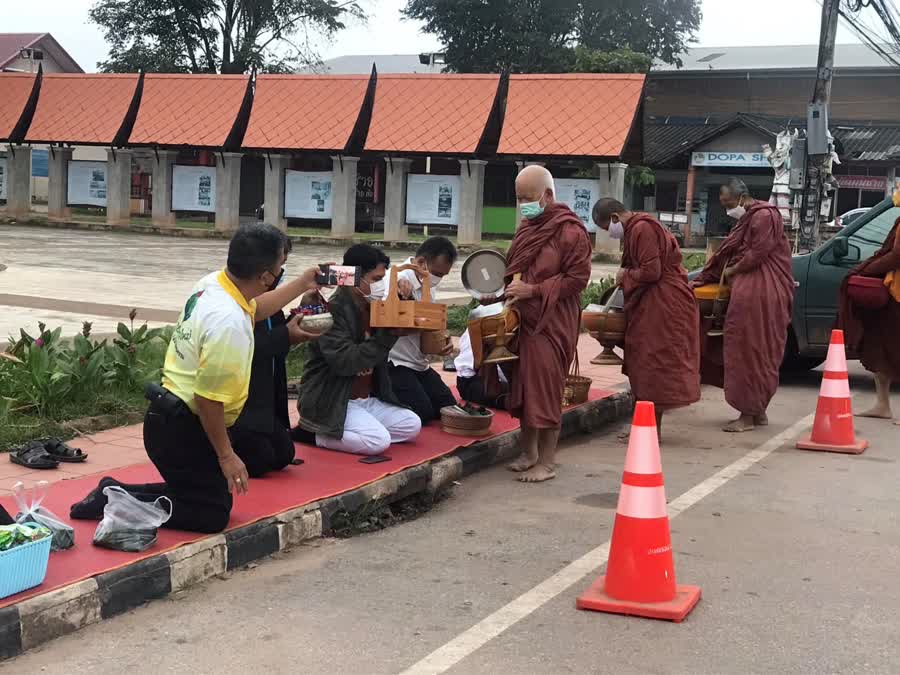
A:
[608, 220, 625, 240]
[428, 273, 442, 289]
[727, 197, 747, 220]
[367, 279, 386, 302]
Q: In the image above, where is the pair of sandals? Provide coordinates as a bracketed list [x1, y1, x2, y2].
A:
[9, 439, 88, 470]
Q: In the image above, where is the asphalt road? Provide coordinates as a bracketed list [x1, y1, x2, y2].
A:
[4, 365, 899, 674]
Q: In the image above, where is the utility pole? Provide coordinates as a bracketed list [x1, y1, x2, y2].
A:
[797, 0, 841, 252]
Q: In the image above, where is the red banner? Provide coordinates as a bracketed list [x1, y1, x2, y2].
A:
[836, 175, 887, 191]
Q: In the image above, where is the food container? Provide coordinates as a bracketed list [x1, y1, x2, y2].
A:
[0, 534, 52, 600]
[370, 264, 447, 330]
[299, 312, 334, 334]
[693, 283, 731, 317]
[420, 329, 450, 356]
[440, 405, 494, 437]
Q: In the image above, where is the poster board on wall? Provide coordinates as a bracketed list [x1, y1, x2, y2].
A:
[406, 174, 461, 225]
[555, 178, 601, 233]
[0, 158, 6, 200]
[285, 170, 334, 219]
[67, 160, 108, 207]
[172, 165, 216, 213]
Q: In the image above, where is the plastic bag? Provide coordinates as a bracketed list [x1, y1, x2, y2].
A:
[13, 481, 75, 551]
[92, 486, 171, 553]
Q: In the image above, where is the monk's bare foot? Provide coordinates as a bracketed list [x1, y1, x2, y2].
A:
[508, 450, 539, 472]
[856, 405, 893, 419]
[723, 416, 755, 433]
[755, 413, 769, 426]
[517, 464, 556, 483]
[894, 420, 900, 426]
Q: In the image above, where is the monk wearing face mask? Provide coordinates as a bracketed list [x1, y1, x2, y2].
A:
[503, 166, 593, 483]
[592, 199, 701, 436]
[692, 178, 795, 432]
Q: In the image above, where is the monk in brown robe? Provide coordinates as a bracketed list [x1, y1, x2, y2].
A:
[504, 165, 592, 482]
[837, 209, 900, 424]
[693, 178, 794, 432]
[592, 199, 700, 436]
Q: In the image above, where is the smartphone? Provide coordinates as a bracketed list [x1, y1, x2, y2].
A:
[359, 455, 391, 464]
[316, 264, 361, 287]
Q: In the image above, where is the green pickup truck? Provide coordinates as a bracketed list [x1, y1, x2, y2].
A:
[785, 197, 899, 371]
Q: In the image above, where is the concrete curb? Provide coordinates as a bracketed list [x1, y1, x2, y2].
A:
[0, 217, 498, 255]
[0, 391, 633, 661]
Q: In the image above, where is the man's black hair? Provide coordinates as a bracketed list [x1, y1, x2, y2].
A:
[227, 223, 287, 280]
[416, 236, 458, 264]
[592, 198, 627, 227]
[282, 233, 294, 255]
[343, 243, 390, 275]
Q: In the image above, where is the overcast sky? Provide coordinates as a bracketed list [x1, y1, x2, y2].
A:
[6, 0, 866, 73]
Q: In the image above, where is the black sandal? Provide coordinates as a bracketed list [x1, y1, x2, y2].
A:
[10, 442, 60, 470]
[42, 438, 88, 463]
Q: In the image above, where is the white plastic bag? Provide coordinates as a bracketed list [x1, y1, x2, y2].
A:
[14, 480, 75, 551]
[92, 486, 172, 553]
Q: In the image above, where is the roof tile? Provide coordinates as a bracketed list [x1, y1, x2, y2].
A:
[25, 73, 139, 144]
[129, 74, 249, 147]
[243, 75, 370, 151]
[0, 72, 36, 141]
[365, 74, 500, 154]
[498, 74, 645, 158]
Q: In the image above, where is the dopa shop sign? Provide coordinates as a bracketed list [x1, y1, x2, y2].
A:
[691, 151, 770, 168]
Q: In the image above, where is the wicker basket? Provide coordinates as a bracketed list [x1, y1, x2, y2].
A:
[440, 405, 494, 437]
[563, 352, 591, 407]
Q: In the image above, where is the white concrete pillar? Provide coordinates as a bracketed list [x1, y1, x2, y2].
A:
[384, 158, 412, 241]
[151, 150, 178, 227]
[215, 152, 243, 233]
[47, 146, 73, 221]
[595, 162, 628, 255]
[888, 167, 898, 198]
[263, 154, 289, 232]
[331, 155, 359, 238]
[106, 148, 133, 226]
[458, 159, 487, 245]
[4, 144, 32, 218]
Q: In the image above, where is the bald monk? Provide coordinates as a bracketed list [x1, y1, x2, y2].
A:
[504, 165, 592, 482]
[693, 178, 794, 432]
[837, 201, 900, 424]
[592, 199, 700, 435]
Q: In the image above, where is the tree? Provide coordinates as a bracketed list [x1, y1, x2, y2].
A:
[90, 0, 365, 74]
[402, 0, 701, 73]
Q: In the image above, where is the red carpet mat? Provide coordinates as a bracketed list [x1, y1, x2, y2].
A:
[0, 390, 612, 608]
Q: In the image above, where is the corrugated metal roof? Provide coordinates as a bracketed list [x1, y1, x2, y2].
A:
[653, 44, 897, 72]
[25, 73, 139, 145]
[243, 74, 371, 152]
[311, 53, 445, 75]
[128, 74, 250, 148]
[498, 74, 644, 159]
[645, 112, 900, 166]
[364, 74, 500, 154]
[0, 72, 37, 141]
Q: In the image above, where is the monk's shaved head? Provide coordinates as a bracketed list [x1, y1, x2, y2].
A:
[515, 165, 556, 205]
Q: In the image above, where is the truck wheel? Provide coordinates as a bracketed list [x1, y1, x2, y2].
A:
[780, 330, 824, 374]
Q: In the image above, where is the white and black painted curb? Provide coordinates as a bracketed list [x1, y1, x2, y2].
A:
[0, 391, 633, 660]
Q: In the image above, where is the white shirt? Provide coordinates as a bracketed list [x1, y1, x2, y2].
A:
[454, 303, 507, 384]
[384, 257, 436, 372]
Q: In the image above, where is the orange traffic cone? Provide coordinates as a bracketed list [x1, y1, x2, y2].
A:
[796, 329, 868, 455]
[577, 401, 701, 622]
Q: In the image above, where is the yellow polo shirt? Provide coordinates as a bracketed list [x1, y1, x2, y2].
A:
[162, 270, 257, 427]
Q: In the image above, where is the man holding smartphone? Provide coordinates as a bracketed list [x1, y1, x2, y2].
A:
[71, 224, 321, 532]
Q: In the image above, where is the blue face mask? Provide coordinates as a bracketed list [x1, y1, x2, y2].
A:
[520, 201, 544, 220]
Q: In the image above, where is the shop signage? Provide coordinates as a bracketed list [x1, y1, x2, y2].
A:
[835, 175, 887, 191]
[691, 151, 770, 168]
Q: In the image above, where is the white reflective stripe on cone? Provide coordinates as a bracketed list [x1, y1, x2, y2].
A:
[623, 426, 662, 474]
[823, 342, 848, 374]
[819, 376, 851, 399]
[616, 484, 669, 519]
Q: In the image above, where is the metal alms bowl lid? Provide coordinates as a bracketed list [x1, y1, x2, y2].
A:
[461, 249, 508, 299]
